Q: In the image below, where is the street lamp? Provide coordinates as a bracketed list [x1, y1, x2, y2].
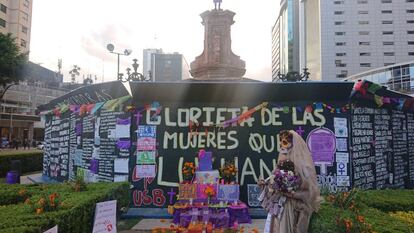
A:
[69, 65, 81, 84]
[273, 67, 310, 82]
[118, 59, 150, 82]
[106, 43, 132, 81]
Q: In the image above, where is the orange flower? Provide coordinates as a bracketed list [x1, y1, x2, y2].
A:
[18, 188, 27, 196]
[357, 215, 365, 223]
[36, 208, 44, 215]
[24, 198, 31, 205]
[38, 198, 46, 206]
[344, 219, 353, 230]
[204, 186, 216, 197]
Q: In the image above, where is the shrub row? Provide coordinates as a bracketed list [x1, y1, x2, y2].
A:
[356, 189, 414, 212]
[309, 189, 414, 233]
[0, 152, 43, 177]
[0, 182, 129, 233]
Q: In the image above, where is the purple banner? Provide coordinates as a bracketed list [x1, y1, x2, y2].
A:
[306, 128, 336, 164]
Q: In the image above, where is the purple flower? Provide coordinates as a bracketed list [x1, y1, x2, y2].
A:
[272, 169, 301, 193]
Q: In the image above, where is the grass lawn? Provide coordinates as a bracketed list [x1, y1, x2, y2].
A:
[0, 149, 41, 156]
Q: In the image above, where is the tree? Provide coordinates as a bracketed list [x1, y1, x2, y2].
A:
[0, 33, 28, 88]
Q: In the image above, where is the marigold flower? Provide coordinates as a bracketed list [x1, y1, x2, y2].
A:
[36, 208, 43, 215]
[18, 189, 27, 196]
[38, 198, 46, 206]
[357, 215, 365, 223]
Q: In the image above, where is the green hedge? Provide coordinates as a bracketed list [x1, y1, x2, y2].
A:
[0, 152, 43, 177]
[0, 182, 129, 233]
[356, 189, 414, 212]
[309, 190, 414, 233]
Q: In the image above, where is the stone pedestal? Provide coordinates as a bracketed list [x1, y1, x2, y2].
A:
[190, 9, 246, 80]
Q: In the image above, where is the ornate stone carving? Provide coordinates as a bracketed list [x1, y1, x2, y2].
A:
[190, 9, 246, 80]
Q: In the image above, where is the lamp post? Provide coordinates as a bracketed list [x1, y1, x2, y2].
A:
[69, 65, 81, 84]
[273, 67, 310, 82]
[118, 59, 150, 82]
[106, 43, 132, 80]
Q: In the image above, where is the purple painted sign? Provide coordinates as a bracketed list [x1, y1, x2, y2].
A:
[306, 128, 336, 165]
[198, 150, 212, 171]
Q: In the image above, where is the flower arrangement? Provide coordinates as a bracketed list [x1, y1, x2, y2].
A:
[204, 186, 216, 198]
[182, 162, 195, 182]
[25, 192, 60, 215]
[219, 161, 238, 184]
[272, 160, 300, 193]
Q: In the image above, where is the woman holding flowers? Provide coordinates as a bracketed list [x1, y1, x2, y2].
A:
[258, 130, 322, 233]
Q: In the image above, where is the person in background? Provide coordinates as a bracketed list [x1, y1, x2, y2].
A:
[23, 138, 28, 150]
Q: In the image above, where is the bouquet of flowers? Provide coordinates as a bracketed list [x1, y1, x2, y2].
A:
[219, 161, 238, 184]
[182, 162, 195, 182]
[272, 160, 300, 194]
[204, 185, 216, 204]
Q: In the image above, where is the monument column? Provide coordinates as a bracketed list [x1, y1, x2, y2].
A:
[190, 6, 246, 80]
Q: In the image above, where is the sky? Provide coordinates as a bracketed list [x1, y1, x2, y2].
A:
[29, 0, 279, 83]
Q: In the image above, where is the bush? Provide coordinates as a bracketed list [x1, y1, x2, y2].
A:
[356, 189, 414, 212]
[0, 152, 43, 177]
[0, 182, 129, 233]
[309, 189, 414, 233]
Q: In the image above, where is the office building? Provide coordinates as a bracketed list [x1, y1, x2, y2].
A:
[0, 0, 32, 53]
[0, 62, 68, 144]
[143, 48, 163, 80]
[143, 49, 191, 82]
[272, 0, 414, 81]
[345, 61, 414, 95]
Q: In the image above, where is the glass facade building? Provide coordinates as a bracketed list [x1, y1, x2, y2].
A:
[345, 61, 414, 95]
[272, 0, 300, 81]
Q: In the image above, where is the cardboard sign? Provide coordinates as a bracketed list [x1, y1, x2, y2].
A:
[195, 170, 219, 184]
[137, 125, 157, 138]
[178, 183, 197, 200]
[247, 184, 261, 207]
[136, 151, 156, 164]
[137, 137, 156, 151]
[135, 165, 156, 178]
[43, 225, 58, 233]
[92, 200, 117, 233]
[217, 185, 240, 201]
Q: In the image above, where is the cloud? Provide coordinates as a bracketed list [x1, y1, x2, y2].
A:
[80, 24, 134, 63]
